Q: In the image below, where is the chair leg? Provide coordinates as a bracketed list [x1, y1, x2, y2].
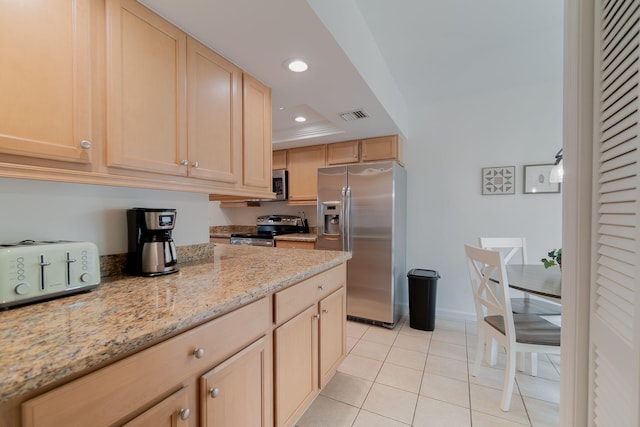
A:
[530, 352, 538, 377]
[516, 352, 525, 372]
[501, 347, 517, 411]
[489, 339, 498, 366]
[472, 329, 484, 377]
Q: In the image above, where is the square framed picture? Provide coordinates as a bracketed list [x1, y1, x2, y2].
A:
[523, 164, 561, 194]
[482, 166, 515, 195]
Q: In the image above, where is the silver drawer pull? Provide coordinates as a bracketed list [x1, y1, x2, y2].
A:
[314, 313, 320, 319]
[178, 408, 191, 421]
[322, 308, 329, 314]
[210, 387, 220, 398]
[318, 284, 325, 290]
[80, 140, 92, 149]
[193, 348, 205, 359]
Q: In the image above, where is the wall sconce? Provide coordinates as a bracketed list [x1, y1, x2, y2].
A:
[549, 148, 563, 183]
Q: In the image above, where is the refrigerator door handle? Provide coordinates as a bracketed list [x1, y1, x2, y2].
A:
[341, 186, 347, 251]
[345, 186, 352, 253]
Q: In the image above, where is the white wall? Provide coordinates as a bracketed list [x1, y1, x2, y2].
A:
[0, 178, 210, 255]
[405, 85, 563, 319]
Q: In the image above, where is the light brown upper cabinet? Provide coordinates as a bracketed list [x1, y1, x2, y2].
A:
[273, 150, 287, 170]
[0, 0, 95, 167]
[286, 145, 326, 204]
[106, 0, 188, 176]
[326, 140, 359, 165]
[326, 135, 401, 165]
[242, 74, 272, 192]
[187, 37, 242, 184]
[360, 135, 400, 162]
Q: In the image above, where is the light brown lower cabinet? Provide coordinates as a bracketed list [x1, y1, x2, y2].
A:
[21, 297, 271, 427]
[273, 264, 347, 427]
[200, 335, 272, 426]
[17, 264, 347, 427]
[275, 240, 315, 250]
[123, 386, 192, 427]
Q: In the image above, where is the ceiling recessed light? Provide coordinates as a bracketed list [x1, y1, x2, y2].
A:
[287, 59, 309, 73]
[294, 116, 307, 123]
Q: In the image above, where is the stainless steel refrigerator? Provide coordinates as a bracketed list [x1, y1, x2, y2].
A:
[316, 161, 406, 327]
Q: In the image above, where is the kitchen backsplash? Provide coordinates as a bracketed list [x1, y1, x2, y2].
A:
[100, 243, 215, 280]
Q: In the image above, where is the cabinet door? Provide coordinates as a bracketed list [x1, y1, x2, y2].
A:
[0, 0, 93, 164]
[287, 145, 326, 203]
[106, 0, 187, 175]
[319, 288, 346, 388]
[123, 386, 192, 427]
[200, 336, 271, 427]
[243, 74, 272, 190]
[187, 37, 241, 183]
[360, 135, 399, 162]
[326, 140, 359, 165]
[272, 150, 287, 170]
[274, 305, 319, 427]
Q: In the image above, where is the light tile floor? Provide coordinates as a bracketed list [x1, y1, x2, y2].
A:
[296, 316, 560, 427]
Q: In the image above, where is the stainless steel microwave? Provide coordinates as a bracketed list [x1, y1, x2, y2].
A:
[272, 170, 288, 200]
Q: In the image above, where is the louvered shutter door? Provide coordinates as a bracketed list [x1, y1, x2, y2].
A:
[590, 1, 640, 425]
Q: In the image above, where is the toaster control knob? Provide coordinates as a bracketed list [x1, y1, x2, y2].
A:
[15, 283, 30, 295]
[80, 273, 93, 283]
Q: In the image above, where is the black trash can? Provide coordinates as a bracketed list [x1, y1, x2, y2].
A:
[407, 269, 441, 331]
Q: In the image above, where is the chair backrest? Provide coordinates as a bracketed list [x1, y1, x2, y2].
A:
[478, 237, 528, 264]
[464, 244, 515, 339]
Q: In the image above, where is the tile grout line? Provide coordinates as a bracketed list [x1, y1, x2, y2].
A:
[410, 324, 433, 427]
[465, 320, 475, 427]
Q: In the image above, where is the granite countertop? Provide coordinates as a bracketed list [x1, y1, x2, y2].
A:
[274, 233, 317, 242]
[0, 244, 350, 403]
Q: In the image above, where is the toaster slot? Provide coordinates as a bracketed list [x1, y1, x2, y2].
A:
[39, 254, 50, 291]
[66, 252, 77, 286]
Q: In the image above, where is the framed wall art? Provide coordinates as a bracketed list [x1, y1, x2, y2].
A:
[482, 166, 515, 195]
[523, 164, 560, 194]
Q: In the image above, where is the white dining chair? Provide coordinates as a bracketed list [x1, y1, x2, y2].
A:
[464, 244, 561, 411]
[478, 237, 561, 316]
[478, 237, 561, 376]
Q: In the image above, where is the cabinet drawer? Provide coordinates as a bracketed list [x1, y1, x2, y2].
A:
[274, 264, 346, 325]
[22, 297, 270, 427]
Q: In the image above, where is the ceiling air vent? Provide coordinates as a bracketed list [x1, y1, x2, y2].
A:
[338, 109, 369, 121]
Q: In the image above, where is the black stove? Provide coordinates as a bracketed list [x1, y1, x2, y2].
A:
[230, 215, 309, 247]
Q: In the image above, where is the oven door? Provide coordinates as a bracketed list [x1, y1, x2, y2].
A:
[230, 236, 275, 247]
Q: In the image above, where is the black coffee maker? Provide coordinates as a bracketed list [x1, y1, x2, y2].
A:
[127, 208, 178, 276]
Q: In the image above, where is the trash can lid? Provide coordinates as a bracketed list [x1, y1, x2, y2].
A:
[407, 269, 441, 279]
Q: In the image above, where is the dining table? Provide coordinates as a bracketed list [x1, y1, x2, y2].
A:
[503, 264, 562, 300]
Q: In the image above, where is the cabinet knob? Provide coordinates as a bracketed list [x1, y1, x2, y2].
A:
[209, 387, 220, 398]
[192, 161, 200, 168]
[318, 284, 325, 290]
[178, 408, 191, 421]
[181, 159, 189, 166]
[193, 348, 205, 359]
[314, 313, 320, 319]
[80, 140, 92, 149]
[322, 308, 329, 314]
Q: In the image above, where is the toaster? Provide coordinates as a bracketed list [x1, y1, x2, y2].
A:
[0, 240, 101, 309]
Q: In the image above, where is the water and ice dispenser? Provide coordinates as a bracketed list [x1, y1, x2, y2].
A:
[322, 201, 342, 236]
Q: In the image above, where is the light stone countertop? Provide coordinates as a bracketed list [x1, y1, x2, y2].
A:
[0, 244, 350, 403]
[273, 233, 317, 242]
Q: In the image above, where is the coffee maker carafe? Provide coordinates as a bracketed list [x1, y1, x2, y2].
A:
[127, 208, 178, 276]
